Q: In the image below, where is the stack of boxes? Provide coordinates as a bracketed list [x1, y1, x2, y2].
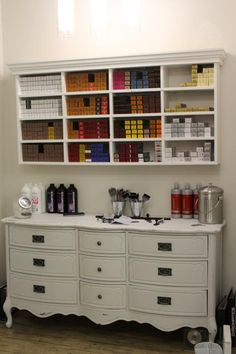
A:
[66, 95, 109, 116]
[114, 141, 162, 163]
[113, 93, 161, 114]
[21, 120, 63, 140]
[180, 64, 214, 87]
[165, 117, 212, 138]
[20, 97, 63, 118]
[114, 143, 144, 162]
[67, 119, 109, 139]
[22, 143, 64, 162]
[19, 74, 62, 94]
[114, 118, 161, 139]
[68, 143, 109, 163]
[165, 141, 214, 162]
[113, 68, 160, 89]
[164, 102, 213, 113]
[66, 71, 108, 91]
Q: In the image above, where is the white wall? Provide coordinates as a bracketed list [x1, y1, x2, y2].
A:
[0, 0, 5, 281]
[0, 0, 236, 291]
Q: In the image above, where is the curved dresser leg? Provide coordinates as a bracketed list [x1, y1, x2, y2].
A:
[3, 297, 13, 328]
[208, 317, 217, 342]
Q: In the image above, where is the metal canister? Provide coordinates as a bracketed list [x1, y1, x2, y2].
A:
[198, 183, 224, 224]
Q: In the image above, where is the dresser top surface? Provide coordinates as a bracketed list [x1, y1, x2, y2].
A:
[1, 214, 224, 234]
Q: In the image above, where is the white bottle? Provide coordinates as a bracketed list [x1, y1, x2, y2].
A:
[39, 182, 46, 213]
[31, 184, 42, 214]
[21, 183, 32, 200]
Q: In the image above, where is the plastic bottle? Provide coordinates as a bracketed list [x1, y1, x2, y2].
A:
[193, 184, 201, 219]
[182, 183, 193, 219]
[39, 182, 46, 213]
[66, 184, 78, 214]
[46, 184, 57, 213]
[31, 184, 42, 214]
[171, 183, 182, 218]
[57, 184, 67, 214]
[21, 183, 32, 200]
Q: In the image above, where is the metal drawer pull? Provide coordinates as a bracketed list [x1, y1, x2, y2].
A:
[158, 242, 172, 252]
[97, 267, 102, 272]
[97, 294, 102, 299]
[158, 267, 172, 276]
[157, 296, 171, 305]
[33, 285, 45, 294]
[32, 235, 45, 243]
[97, 241, 102, 246]
[33, 258, 45, 267]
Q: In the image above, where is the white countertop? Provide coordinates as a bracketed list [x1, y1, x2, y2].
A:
[1, 214, 225, 234]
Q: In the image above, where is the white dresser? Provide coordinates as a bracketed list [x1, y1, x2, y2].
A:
[2, 214, 223, 343]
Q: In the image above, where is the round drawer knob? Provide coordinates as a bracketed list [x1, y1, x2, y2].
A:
[97, 241, 102, 246]
[97, 294, 102, 300]
[97, 267, 102, 272]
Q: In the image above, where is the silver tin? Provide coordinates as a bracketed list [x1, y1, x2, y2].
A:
[198, 183, 223, 224]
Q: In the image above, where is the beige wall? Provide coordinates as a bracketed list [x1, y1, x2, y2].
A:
[0, 0, 236, 290]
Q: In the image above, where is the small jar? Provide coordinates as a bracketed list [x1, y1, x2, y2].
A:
[13, 197, 32, 219]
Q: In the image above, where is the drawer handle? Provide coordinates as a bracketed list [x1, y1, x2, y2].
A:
[33, 258, 45, 267]
[157, 296, 171, 305]
[158, 267, 172, 276]
[97, 267, 102, 272]
[97, 294, 102, 299]
[33, 285, 45, 294]
[97, 241, 102, 246]
[158, 242, 172, 252]
[32, 235, 45, 243]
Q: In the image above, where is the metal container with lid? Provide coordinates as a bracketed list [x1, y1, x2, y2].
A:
[198, 183, 224, 224]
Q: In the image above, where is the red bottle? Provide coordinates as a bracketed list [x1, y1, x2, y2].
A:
[171, 183, 182, 218]
[182, 184, 193, 219]
[193, 184, 201, 219]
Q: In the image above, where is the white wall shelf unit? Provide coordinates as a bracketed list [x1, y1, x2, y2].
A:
[9, 49, 225, 165]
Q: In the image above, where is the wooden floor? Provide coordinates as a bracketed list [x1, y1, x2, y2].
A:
[0, 310, 195, 354]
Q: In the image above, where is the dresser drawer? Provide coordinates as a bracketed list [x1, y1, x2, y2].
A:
[129, 285, 207, 316]
[128, 233, 207, 257]
[79, 230, 125, 254]
[80, 281, 126, 308]
[9, 226, 76, 250]
[10, 249, 77, 276]
[79, 255, 126, 281]
[10, 274, 77, 303]
[129, 258, 207, 286]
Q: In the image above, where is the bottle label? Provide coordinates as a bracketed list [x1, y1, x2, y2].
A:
[171, 194, 182, 214]
[182, 194, 193, 215]
[193, 193, 199, 215]
[57, 192, 64, 213]
[48, 191, 54, 213]
[68, 192, 75, 213]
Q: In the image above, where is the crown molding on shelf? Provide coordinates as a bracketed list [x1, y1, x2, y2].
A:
[8, 49, 226, 74]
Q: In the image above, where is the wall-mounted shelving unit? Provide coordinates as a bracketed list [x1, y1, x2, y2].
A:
[9, 49, 225, 165]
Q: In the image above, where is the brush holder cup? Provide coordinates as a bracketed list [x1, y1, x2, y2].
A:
[130, 201, 144, 218]
[112, 201, 125, 217]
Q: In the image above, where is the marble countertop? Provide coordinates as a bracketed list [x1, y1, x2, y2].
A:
[1, 214, 225, 234]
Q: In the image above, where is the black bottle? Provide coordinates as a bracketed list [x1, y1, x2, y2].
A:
[46, 184, 57, 213]
[57, 184, 67, 214]
[66, 184, 78, 214]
